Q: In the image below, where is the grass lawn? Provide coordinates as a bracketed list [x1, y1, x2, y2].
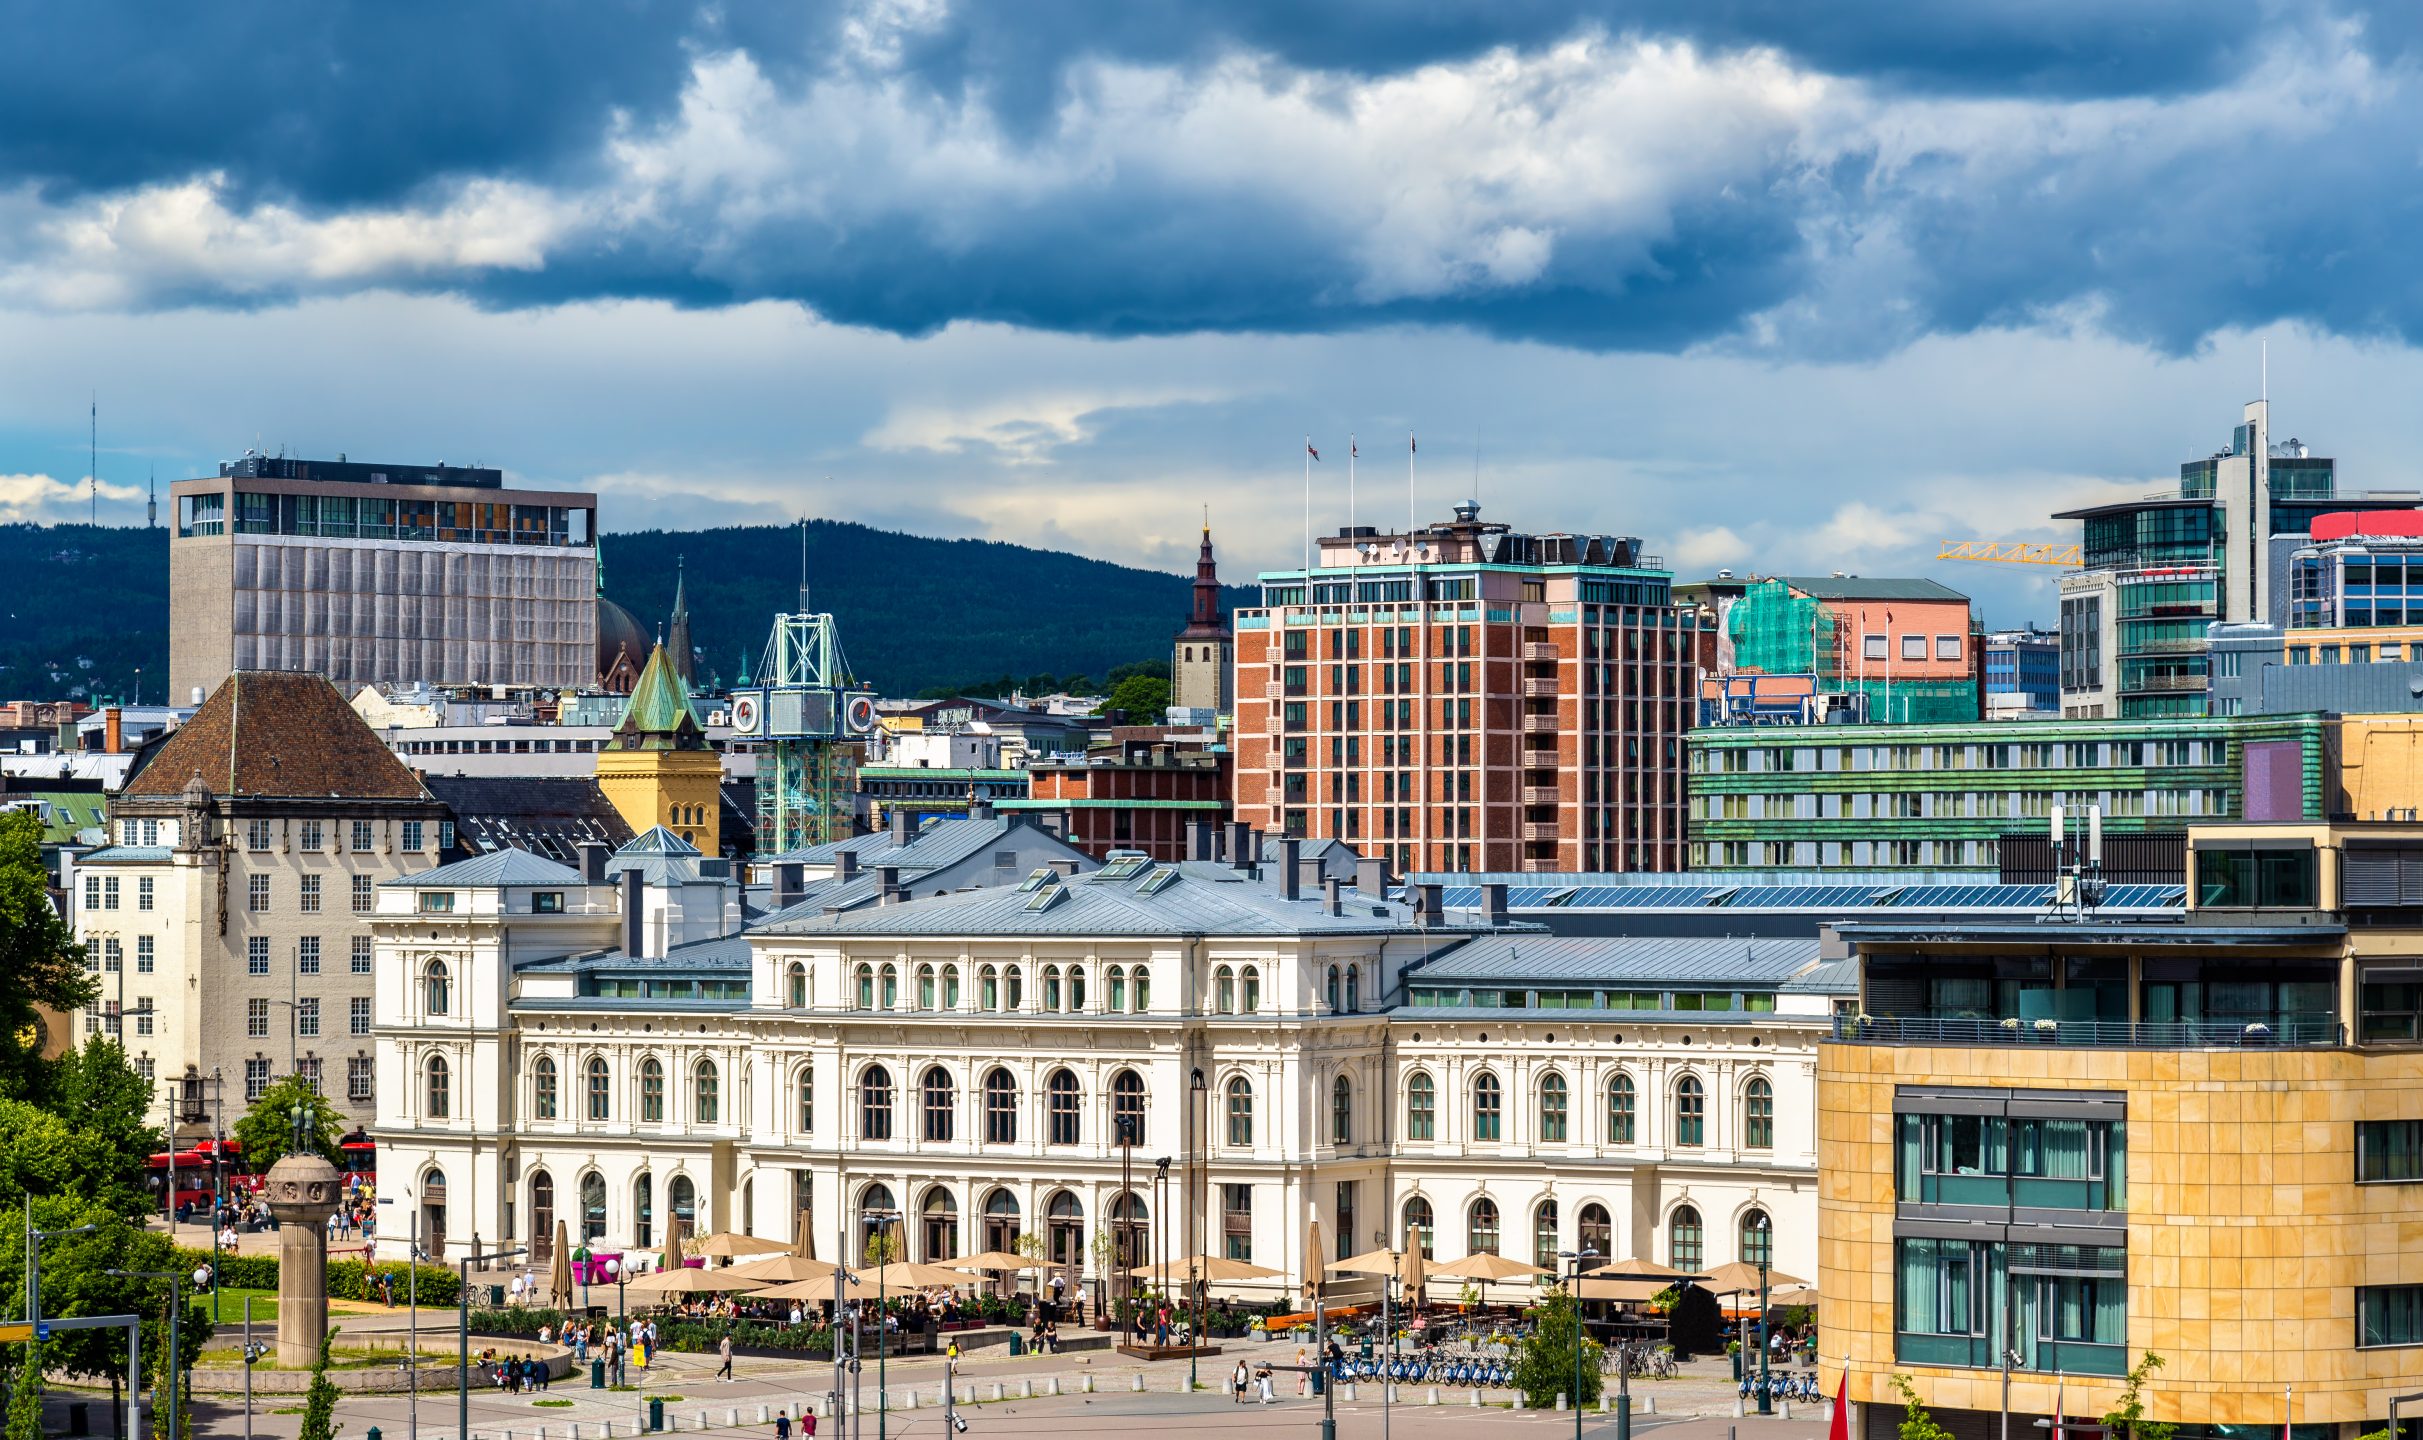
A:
[206, 1287, 277, 1324]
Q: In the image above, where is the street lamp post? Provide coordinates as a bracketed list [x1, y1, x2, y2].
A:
[1560, 1248, 1597, 1440]
[376, 1195, 422, 1440]
[861, 1208, 898, 1440]
[459, 1245, 527, 1440]
[1752, 1214, 1773, 1416]
[1188, 1066, 1206, 1395]
[106, 1266, 206, 1440]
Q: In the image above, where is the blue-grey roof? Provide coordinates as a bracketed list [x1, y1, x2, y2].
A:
[384, 850, 587, 888]
[771, 815, 1077, 875]
[763, 860, 1510, 939]
[1409, 936, 1821, 987]
[518, 931, 755, 976]
[618, 825, 700, 858]
[77, 845, 171, 864]
[1780, 957, 1858, 994]
[1390, 1006, 1827, 1025]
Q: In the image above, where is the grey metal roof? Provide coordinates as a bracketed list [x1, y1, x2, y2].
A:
[76, 845, 171, 864]
[763, 860, 1510, 939]
[1389, 1005, 1827, 1025]
[384, 849, 587, 888]
[516, 932, 755, 975]
[1773, 575, 1970, 603]
[1834, 920, 2342, 944]
[1409, 936, 1821, 987]
[617, 826, 700, 858]
[775, 815, 1019, 871]
[1780, 956, 1858, 994]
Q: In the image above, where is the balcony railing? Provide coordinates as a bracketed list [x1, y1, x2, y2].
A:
[1522, 785, 1557, 805]
[1833, 1012, 2344, 1048]
[1520, 713, 1559, 734]
[1522, 642, 1559, 662]
[1521, 678, 1560, 698]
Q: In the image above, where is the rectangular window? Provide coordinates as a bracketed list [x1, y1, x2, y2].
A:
[420, 891, 455, 913]
[353, 874, 373, 913]
[350, 996, 373, 1036]
[134, 1001, 153, 1037]
[137, 877, 154, 912]
[82, 875, 98, 912]
[297, 936, 321, 974]
[248, 874, 270, 912]
[1901, 634, 1926, 661]
[136, 936, 154, 974]
[1937, 635, 1962, 660]
[402, 820, 425, 852]
[2194, 844, 2319, 908]
[348, 1055, 375, 1103]
[2359, 1121, 2423, 1183]
[352, 936, 374, 974]
[247, 820, 272, 852]
[533, 891, 564, 914]
[297, 997, 320, 1037]
[351, 821, 374, 853]
[245, 1058, 272, 1101]
[1222, 1183, 1253, 1261]
[300, 875, 321, 913]
[1864, 634, 1887, 661]
[2362, 1286, 2423, 1348]
[103, 876, 119, 910]
[247, 998, 270, 1038]
[298, 1057, 323, 1095]
[299, 820, 323, 851]
[247, 936, 269, 974]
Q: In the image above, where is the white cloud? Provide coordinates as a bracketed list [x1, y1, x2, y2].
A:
[0, 472, 146, 523]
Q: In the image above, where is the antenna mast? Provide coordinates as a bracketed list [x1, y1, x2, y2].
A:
[88, 394, 96, 526]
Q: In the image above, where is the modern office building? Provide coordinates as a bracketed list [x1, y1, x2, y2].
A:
[1983, 626, 2060, 720]
[2054, 402, 2423, 719]
[1233, 502, 1696, 875]
[1822, 818, 2423, 1440]
[70, 671, 453, 1128]
[168, 453, 600, 700]
[1687, 712, 2329, 871]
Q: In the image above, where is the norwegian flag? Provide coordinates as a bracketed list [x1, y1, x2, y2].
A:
[1410, 433, 1418, 453]
[1306, 442, 1321, 462]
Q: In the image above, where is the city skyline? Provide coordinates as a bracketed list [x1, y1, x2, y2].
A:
[8, 5, 2423, 626]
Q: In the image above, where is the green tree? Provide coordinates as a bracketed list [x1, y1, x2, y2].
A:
[1890, 1374, 1956, 1440]
[231, 1075, 344, 1169]
[1095, 673, 1172, 723]
[0, 1198, 209, 1403]
[5, 1337, 42, 1440]
[1511, 1288, 1601, 1409]
[46, 1039, 162, 1215]
[0, 809, 94, 1097]
[296, 1332, 341, 1440]
[2101, 1353, 2176, 1440]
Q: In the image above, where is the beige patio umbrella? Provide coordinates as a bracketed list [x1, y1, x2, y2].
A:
[750, 1277, 840, 1303]
[1569, 1275, 1668, 1304]
[1306, 1219, 1324, 1303]
[661, 1221, 687, 1275]
[793, 1208, 817, 1261]
[623, 1267, 769, 1297]
[1699, 1260, 1808, 1295]
[1124, 1255, 1283, 1283]
[947, 1250, 1044, 1276]
[728, 1254, 846, 1284]
[1325, 1248, 1402, 1277]
[853, 1260, 980, 1291]
[1427, 1251, 1550, 1307]
[548, 1220, 576, 1308]
[1766, 1283, 1819, 1308]
[691, 1231, 793, 1261]
[1399, 1245, 1425, 1306]
[1593, 1257, 1705, 1282]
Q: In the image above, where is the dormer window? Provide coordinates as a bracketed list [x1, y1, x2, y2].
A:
[532, 892, 564, 914]
[419, 891, 455, 914]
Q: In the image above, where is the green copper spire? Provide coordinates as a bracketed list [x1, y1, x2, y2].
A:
[613, 642, 706, 750]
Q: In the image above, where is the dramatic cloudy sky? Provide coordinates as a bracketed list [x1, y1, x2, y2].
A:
[7, 1, 2423, 625]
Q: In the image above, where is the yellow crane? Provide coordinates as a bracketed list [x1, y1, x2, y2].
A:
[1935, 539, 2081, 568]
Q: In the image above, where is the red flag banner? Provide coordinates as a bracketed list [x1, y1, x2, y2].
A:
[1307, 442, 1321, 461]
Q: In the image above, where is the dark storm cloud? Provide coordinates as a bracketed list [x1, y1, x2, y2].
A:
[3, 0, 2419, 360]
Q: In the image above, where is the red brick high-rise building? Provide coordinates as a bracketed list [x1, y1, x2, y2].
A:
[1233, 502, 1694, 874]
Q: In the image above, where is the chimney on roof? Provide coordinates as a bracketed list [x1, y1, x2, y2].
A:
[577, 840, 607, 884]
[1416, 883, 1443, 926]
[877, 865, 903, 904]
[619, 868, 644, 959]
[835, 850, 859, 882]
[1277, 838, 1301, 900]
[1187, 822, 1214, 863]
[103, 706, 122, 755]
[773, 860, 804, 911]
[889, 810, 912, 846]
[1322, 876, 1342, 917]
[1226, 821, 1251, 871]
[970, 799, 995, 821]
[1483, 882, 1509, 927]
[1355, 856, 1390, 895]
[1297, 854, 1326, 895]
[1051, 859, 1082, 877]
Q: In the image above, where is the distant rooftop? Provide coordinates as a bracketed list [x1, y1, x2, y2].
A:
[1772, 575, 1969, 604]
[217, 453, 504, 490]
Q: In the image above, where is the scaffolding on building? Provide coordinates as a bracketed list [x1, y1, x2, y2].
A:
[735, 610, 876, 855]
[1727, 580, 1839, 680]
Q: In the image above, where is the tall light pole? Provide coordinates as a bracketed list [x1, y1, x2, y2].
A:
[1188, 1066, 1206, 1395]
[1751, 1215, 1773, 1416]
[377, 1194, 421, 1440]
[107, 1266, 206, 1440]
[1560, 1248, 1597, 1440]
[861, 1208, 898, 1440]
[459, 1245, 526, 1440]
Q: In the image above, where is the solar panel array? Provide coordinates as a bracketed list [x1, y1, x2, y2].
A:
[1431, 880, 2188, 913]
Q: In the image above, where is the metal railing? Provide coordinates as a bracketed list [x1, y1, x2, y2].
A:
[1832, 1012, 2345, 1048]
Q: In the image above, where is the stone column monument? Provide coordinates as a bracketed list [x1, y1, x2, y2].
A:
[263, 1150, 344, 1367]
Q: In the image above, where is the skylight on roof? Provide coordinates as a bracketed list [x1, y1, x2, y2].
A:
[1098, 855, 1152, 882]
[1137, 868, 1179, 896]
[1025, 881, 1069, 912]
[1018, 867, 1055, 892]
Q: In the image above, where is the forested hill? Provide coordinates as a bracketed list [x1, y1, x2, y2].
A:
[602, 521, 1256, 696]
[0, 520, 1252, 704]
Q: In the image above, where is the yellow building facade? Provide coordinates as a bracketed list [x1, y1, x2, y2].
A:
[595, 642, 723, 854]
[1820, 821, 2423, 1439]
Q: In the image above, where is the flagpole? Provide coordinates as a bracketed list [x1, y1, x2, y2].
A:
[1304, 436, 1312, 588]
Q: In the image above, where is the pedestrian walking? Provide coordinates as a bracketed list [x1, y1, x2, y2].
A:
[1231, 1360, 1248, 1403]
[1256, 1366, 1275, 1404]
[773, 1409, 790, 1440]
[717, 1334, 734, 1381]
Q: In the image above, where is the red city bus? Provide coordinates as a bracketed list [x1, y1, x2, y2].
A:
[338, 1132, 376, 1190]
[147, 1137, 252, 1215]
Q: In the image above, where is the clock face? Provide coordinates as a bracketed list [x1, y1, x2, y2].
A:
[731, 694, 761, 735]
[846, 695, 877, 734]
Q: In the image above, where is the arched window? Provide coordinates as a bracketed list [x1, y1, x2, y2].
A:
[1670, 1205, 1704, 1270]
[694, 1059, 720, 1125]
[1472, 1072, 1503, 1142]
[1533, 1199, 1559, 1266]
[1046, 1190, 1085, 1273]
[1325, 964, 1341, 1011]
[1042, 964, 1063, 1011]
[1675, 1075, 1706, 1147]
[879, 964, 899, 1010]
[942, 964, 962, 1008]
[1608, 1073, 1637, 1145]
[861, 1065, 895, 1141]
[1225, 1076, 1254, 1147]
[1005, 966, 1023, 1010]
[528, 1171, 555, 1252]
[1107, 965, 1127, 1013]
[922, 1066, 955, 1143]
[786, 962, 808, 1009]
[422, 1169, 448, 1245]
[1330, 1074, 1353, 1146]
[1579, 1202, 1612, 1263]
[1110, 1191, 1147, 1273]
[1539, 1071, 1569, 1142]
[1241, 967, 1261, 1012]
[983, 1067, 1016, 1145]
[1131, 967, 1151, 1011]
[1047, 1069, 1081, 1146]
[669, 1174, 696, 1241]
[1406, 1071, 1436, 1141]
[1744, 1076, 1775, 1150]
[634, 1173, 654, 1248]
[1068, 967, 1087, 1011]
[979, 964, 1000, 1011]
[1214, 965, 1235, 1015]
[1402, 1196, 1435, 1258]
[1740, 1208, 1772, 1268]
[855, 964, 875, 1010]
[859, 1184, 897, 1262]
[639, 1057, 665, 1123]
[585, 1057, 610, 1121]
[795, 1066, 814, 1134]
[1468, 1197, 1501, 1256]
[425, 1053, 451, 1119]
[922, 1188, 959, 1263]
[1109, 1069, 1146, 1146]
[1344, 964, 1360, 1012]
[983, 1188, 1020, 1253]
[532, 1055, 558, 1120]
[579, 1171, 606, 1242]
[917, 964, 937, 1010]
[424, 959, 451, 1016]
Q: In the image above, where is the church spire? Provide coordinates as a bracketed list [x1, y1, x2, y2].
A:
[667, 553, 696, 687]
[1182, 525, 1227, 637]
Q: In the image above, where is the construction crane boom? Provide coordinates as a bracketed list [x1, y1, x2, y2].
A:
[1936, 539, 2082, 568]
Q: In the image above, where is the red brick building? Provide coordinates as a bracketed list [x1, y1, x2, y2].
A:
[1233, 502, 1695, 874]
[1009, 737, 1231, 861]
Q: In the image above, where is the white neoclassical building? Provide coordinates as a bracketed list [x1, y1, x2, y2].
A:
[372, 827, 1841, 1298]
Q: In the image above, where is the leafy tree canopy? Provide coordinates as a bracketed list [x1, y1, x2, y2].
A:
[48, 1038, 163, 1214]
[0, 810, 93, 1092]
[1095, 672, 1173, 722]
[1512, 1288, 1602, 1409]
[231, 1075, 345, 1170]
[0, 1195, 210, 1386]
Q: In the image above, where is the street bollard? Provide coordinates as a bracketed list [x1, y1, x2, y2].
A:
[1645, 1395, 1658, 1414]
[1783, 1402, 1795, 1420]
[1343, 1384, 1356, 1402]
[1515, 1393, 1528, 1411]
[1131, 1374, 1144, 1393]
[755, 1406, 768, 1424]
[904, 1390, 917, 1411]
[695, 1411, 707, 1430]
[1046, 1377, 1060, 1397]
[725, 1410, 737, 1428]
[1020, 1378, 1033, 1399]
[1558, 1394, 1570, 1411]
[990, 1383, 1005, 1402]
[1735, 1398, 1746, 1418]
[1427, 1387, 1441, 1406]
[1602, 1394, 1613, 1413]
[1083, 1375, 1095, 1394]
[1470, 1389, 1482, 1408]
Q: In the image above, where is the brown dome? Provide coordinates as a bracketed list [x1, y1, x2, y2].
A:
[597, 597, 650, 687]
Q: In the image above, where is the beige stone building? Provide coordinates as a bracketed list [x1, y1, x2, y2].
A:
[71, 671, 452, 1130]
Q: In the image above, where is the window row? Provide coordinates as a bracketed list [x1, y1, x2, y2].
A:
[517, 1053, 733, 1126]
[1402, 1070, 1774, 1150]
[852, 1064, 1147, 1147]
[826, 961, 1155, 1015]
[1396, 1196, 1767, 1273]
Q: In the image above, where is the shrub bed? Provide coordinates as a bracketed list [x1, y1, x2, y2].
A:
[180, 1249, 461, 1306]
